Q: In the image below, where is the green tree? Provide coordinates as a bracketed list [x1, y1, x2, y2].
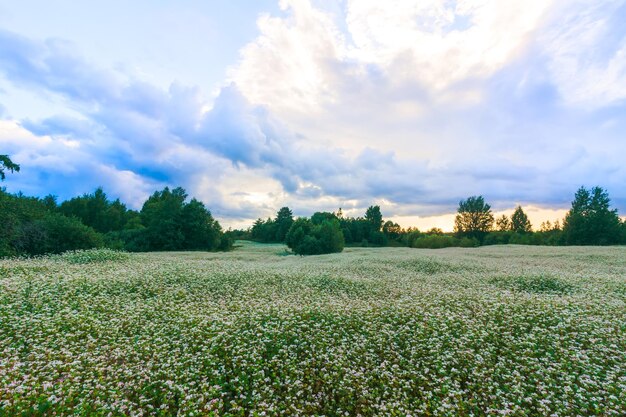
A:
[59, 187, 133, 233]
[454, 196, 494, 241]
[365, 206, 383, 233]
[140, 187, 187, 251]
[383, 220, 402, 240]
[179, 199, 222, 250]
[139, 187, 226, 251]
[274, 207, 294, 242]
[0, 155, 20, 181]
[510, 206, 532, 233]
[562, 186, 622, 245]
[286, 214, 344, 255]
[495, 215, 510, 231]
[250, 218, 277, 242]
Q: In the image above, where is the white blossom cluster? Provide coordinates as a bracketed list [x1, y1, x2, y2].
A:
[0, 244, 625, 416]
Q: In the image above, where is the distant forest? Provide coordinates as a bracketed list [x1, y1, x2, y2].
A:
[1, 155, 625, 256]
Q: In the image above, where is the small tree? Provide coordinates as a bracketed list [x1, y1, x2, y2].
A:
[496, 215, 510, 231]
[0, 155, 20, 181]
[510, 206, 532, 233]
[454, 196, 494, 241]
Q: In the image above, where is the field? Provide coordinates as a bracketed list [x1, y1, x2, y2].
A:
[1, 243, 625, 416]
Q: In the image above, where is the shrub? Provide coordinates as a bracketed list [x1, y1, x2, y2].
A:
[286, 215, 344, 255]
[411, 235, 457, 249]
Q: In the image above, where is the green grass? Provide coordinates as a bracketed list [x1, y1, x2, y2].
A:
[0, 245, 624, 416]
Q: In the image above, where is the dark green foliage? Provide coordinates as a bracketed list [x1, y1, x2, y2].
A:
[59, 187, 134, 233]
[365, 205, 383, 233]
[483, 231, 513, 245]
[383, 220, 401, 239]
[13, 212, 103, 255]
[0, 154, 20, 181]
[0, 185, 230, 256]
[275, 207, 294, 242]
[495, 215, 510, 231]
[510, 206, 532, 233]
[454, 196, 494, 242]
[286, 214, 344, 255]
[39, 214, 104, 254]
[410, 234, 479, 249]
[250, 207, 294, 243]
[140, 187, 224, 251]
[562, 186, 622, 245]
[338, 206, 398, 246]
[491, 275, 574, 295]
[403, 229, 422, 247]
[250, 218, 277, 242]
[0, 189, 101, 256]
[179, 199, 222, 250]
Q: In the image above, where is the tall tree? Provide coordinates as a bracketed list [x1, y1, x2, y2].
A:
[510, 206, 532, 233]
[365, 206, 383, 233]
[274, 207, 294, 242]
[454, 196, 494, 241]
[0, 155, 20, 181]
[179, 198, 221, 250]
[562, 186, 621, 245]
[140, 187, 187, 250]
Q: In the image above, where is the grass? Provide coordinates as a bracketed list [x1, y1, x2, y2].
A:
[0, 244, 625, 416]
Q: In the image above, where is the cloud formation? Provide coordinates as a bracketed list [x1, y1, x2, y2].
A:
[1, 0, 626, 229]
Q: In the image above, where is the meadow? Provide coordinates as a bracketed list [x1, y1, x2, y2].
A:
[1, 243, 625, 416]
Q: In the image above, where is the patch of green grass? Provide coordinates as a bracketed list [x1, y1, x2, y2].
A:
[58, 248, 130, 264]
[398, 258, 458, 274]
[491, 274, 575, 295]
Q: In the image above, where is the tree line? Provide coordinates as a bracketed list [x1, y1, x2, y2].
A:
[240, 186, 626, 254]
[2, 154, 626, 256]
[0, 184, 232, 257]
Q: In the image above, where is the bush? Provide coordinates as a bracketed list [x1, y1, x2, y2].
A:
[411, 235, 457, 249]
[483, 231, 513, 245]
[13, 214, 103, 255]
[459, 237, 480, 247]
[41, 214, 104, 254]
[286, 215, 344, 255]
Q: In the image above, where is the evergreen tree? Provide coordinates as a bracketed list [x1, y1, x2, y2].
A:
[562, 186, 621, 245]
[510, 206, 532, 233]
[275, 207, 294, 242]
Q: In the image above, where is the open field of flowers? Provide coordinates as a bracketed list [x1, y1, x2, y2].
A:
[1, 243, 625, 416]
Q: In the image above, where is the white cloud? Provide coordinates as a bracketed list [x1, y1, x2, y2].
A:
[541, 0, 626, 107]
[3, 1, 626, 231]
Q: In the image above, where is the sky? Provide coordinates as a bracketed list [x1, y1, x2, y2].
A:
[1, 0, 626, 230]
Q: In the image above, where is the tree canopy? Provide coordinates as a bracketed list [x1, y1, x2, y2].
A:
[562, 186, 622, 245]
[0, 155, 20, 181]
[286, 213, 344, 255]
[510, 206, 532, 233]
[454, 196, 494, 241]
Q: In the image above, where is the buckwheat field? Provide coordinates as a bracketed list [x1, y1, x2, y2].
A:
[1, 243, 625, 416]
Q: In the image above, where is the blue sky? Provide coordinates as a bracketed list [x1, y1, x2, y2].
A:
[1, 0, 626, 229]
